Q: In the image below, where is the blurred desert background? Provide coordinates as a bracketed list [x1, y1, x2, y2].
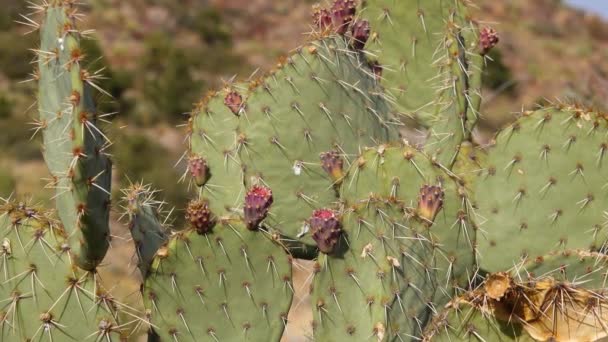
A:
[0, 0, 607, 340]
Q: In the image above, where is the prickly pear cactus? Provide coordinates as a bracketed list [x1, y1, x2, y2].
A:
[143, 214, 293, 341]
[37, 1, 112, 270]
[188, 34, 398, 248]
[471, 106, 608, 273]
[0, 203, 128, 340]
[310, 145, 478, 341]
[13, 0, 608, 341]
[354, 0, 491, 164]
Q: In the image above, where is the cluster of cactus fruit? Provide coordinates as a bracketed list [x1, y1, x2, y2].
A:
[2, 0, 608, 341]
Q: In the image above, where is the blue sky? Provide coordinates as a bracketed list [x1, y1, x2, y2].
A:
[567, 0, 608, 18]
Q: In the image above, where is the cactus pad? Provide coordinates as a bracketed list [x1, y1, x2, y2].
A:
[0, 203, 128, 340]
[472, 106, 608, 273]
[37, 2, 112, 270]
[144, 219, 293, 341]
[189, 35, 397, 247]
[340, 144, 476, 283]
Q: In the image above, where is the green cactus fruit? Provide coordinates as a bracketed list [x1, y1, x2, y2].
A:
[37, 1, 112, 270]
[311, 202, 442, 341]
[189, 35, 398, 249]
[471, 106, 608, 273]
[121, 183, 169, 277]
[143, 218, 293, 341]
[339, 144, 476, 284]
[0, 203, 130, 340]
[424, 249, 608, 341]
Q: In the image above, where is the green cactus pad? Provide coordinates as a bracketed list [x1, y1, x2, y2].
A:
[0, 203, 128, 340]
[144, 220, 293, 341]
[38, 2, 112, 270]
[311, 202, 443, 341]
[189, 86, 246, 217]
[121, 183, 169, 277]
[340, 144, 476, 283]
[190, 35, 398, 247]
[357, 0, 469, 125]
[357, 0, 483, 163]
[472, 106, 608, 273]
[423, 294, 530, 341]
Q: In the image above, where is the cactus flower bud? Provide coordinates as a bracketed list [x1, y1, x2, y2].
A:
[350, 20, 370, 50]
[320, 150, 345, 184]
[188, 155, 210, 187]
[417, 185, 444, 224]
[244, 185, 273, 230]
[186, 199, 215, 234]
[224, 90, 243, 115]
[313, 5, 332, 31]
[309, 209, 342, 254]
[331, 0, 356, 34]
[479, 27, 499, 55]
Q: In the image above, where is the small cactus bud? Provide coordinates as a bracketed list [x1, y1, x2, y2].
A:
[417, 185, 444, 224]
[350, 20, 370, 50]
[188, 155, 210, 187]
[312, 5, 332, 30]
[331, 0, 356, 35]
[186, 199, 215, 234]
[309, 209, 342, 254]
[479, 27, 499, 55]
[244, 185, 273, 230]
[224, 91, 243, 115]
[320, 150, 344, 184]
[484, 272, 512, 300]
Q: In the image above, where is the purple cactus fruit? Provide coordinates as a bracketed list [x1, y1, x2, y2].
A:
[188, 155, 210, 187]
[350, 20, 370, 50]
[186, 199, 215, 234]
[479, 27, 499, 55]
[224, 90, 243, 115]
[320, 150, 345, 184]
[244, 185, 273, 230]
[330, 0, 356, 35]
[417, 185, 445, 224]
[313, 5, 333, 31]
[309, 209, 342, 254]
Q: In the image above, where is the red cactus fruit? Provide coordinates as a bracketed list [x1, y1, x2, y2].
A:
[309, 209, 342, 254]
[350, 20, 370, 50]
[320, 150, 345, 184]
[224, 90, 243, 115]
[188, 155, 210, 187]
[331, 0, 356, 35]
[186, 199, 215, 234]
[244, 185, 273, 230]
[417, 185, 445, 224]
[479, 27, 499, 55]
[313, 5, 333, 31]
